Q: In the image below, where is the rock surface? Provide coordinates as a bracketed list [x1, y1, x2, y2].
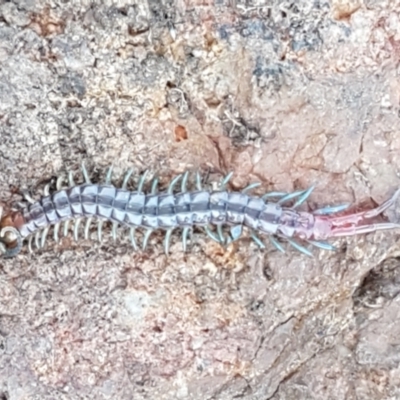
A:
[1, 1, 400, 399]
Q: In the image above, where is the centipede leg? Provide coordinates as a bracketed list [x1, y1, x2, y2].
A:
[181, 171, 189, 192]
[84, 218, 92, 240]
[242, 182, 261, 194]
[129, 227, 138, 251]
[98, 220, 104, 241]
[137, 170, 149, 192]
[105, 165, 113, 184]
[306, 240, 336, 251]
[181, 227, 191, 252]
[63, 220, 70, 237]
[229, 225, 243, 241]
[122, 168, 134, 189]
[278, 189, 308, 205]
[313, 204, 350, 215]
[262, 191, 287, 201]
[196, 172, 202, 190]
[322, 188, 400, 236]
[28, 236, 33, 253]
[68, 171, 75, 187]
[205, 226, 221, 243]
[142, 229, 153, 250]
[43, 183, 50, 197]
[54, 223, 60, 243]
[40, 227, 49, 248]
[164, 229, 173, 254]
[73, 218, 82, 241]
[56, 175, 64, 190]
[270, 236, 285, 253]
[286, 237, 313, 257]
[81, 163, 91, 184]
[217, 225, 225, 244]
[151, 178, 159, 194]
[112, 222, 118, 242]
[292, 186, 315, 209]
[364, 188, 400, 219]
[219, 172, 233, 190]
[22, 191, 35, 204]
[167, 174, 182, 194]
[35, 231, 40, 249]
[250, 231, 265, 249]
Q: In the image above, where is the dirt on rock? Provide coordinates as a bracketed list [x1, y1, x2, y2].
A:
[1, 1, 400, 399]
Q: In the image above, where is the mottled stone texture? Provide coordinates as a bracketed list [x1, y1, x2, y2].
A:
[1, 0, 400, 399]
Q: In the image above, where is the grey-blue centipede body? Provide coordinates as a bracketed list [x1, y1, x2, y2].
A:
[20, 184, 283, 238]
[1, 164, 399, 258]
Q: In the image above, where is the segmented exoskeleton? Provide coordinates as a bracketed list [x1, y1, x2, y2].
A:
[0, 164, 399, 258]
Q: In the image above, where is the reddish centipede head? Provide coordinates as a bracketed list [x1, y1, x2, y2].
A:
[0, 206, 24, 229]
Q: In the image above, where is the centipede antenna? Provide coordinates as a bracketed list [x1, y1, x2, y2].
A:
[151, 178, 159, 195]
[54, 223, 60, 243]
[242, 182, 261, 194]
[73, 218, 82, 241]
[35, 231, 40, 249]
[164, 229, 173, 254]
[97, 220, 104, 241]
[112, 223, 118, 242]
[313, 204, 350, 215]
[306, 240, 336, 251]
[56, 175, 64, 190]
[217, 225, 225, 244]
[137, 170, 149, 193]
[0, 242, 6, 257]
[292, 186, 315, 209]
[220, 172, 234, 190]
[9, 233, 22, 257]
[250, 231, 266, 249]
[68, 171, 75, 187]
[167, 174, 182, 194]
[262, 191, 287, 200]
[122, 168, 134, 189]
[142, 229, 153, 250]
[129, 227, 138, 251]
[182, 227, 190, 252]
[181, 171, 189, 193]
[230, 225, 243, 241]
[205, 226, 220, 243]
[40, 227, 49, 248]
[23, 191, 35, 204]
[81, 163, 91, 184]
[28, 236, 33, 253]
[43, 184, 50, 197]
[105, 165, 114, 184]
[270, 236, 285, 253]
[84, 218, 92, 240]
[277, 190, 306, 205]
[286, 237, 313, 257]
[196, 172, 202, 190]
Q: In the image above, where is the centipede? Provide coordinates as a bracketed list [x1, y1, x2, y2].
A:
[0, 163, 399, 259]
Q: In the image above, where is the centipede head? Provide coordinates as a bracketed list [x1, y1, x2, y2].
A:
[0, 203, 23, 258]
